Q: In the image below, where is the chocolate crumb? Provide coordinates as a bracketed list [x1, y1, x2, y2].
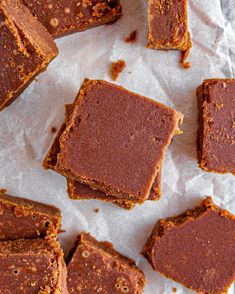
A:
[172, 287, 177, 293]
[51, 127, 57, 134]
[179, 34, 192, 69]
[110, 60, 126, 81]
[124, 31, 137, 43]
[94, 208, 99, 213]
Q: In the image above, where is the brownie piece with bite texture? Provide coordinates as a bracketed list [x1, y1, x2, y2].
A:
[67, 233, 145, 293]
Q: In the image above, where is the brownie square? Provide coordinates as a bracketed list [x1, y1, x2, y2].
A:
[197, 79, 235, 174]
[44, 79, 183, 203]
[143, 197, 235, 294]
[0, 189, 61, 241]
[67, 233, 145, 293]
[44, 104, 161, 209]
[148, 0, 191, 51]
[0, 238, 68, 293]
[0, 0, 58, 111]
[21, 0, 122, 38]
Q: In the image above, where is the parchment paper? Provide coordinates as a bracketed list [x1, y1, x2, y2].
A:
[0, 0, 235, 293]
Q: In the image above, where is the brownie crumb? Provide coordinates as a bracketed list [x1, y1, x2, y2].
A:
[51, 127, 57, 134]
[94, 208, 99, 213]
[180, 36, 192, 69]
[124, 30, 137, 43]
[110, 60, 126, 81]
[172, 287, 177, 293]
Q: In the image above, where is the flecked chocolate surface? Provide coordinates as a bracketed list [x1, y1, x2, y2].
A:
[0, 189, 61, 241]
[143, 197, 235, 294]
[0, 0, 58, 110]
[45, 79, 182, 202]
[22, 0, 122, 38]
[0, 238, 67, 293]
[197, 79, 235, 174]
[148, 0, 191, 50]
[67, 233, 145, 293]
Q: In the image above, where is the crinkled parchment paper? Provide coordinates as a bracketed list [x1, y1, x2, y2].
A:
[0, 0, 235, 293]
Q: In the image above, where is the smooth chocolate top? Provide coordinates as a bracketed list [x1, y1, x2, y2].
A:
[22, 0, 122, 37]
[45, 104, 160, 210]
[53, 79, 182, 202]
[0, 190, 61, 240]
[0, 0, 58, 110]
[67, 233, 145, 293]
[0, 238, 66, 293]
[148, 0, 189, 50]
[143, 197, 235, 294]
[197, 79, 235, 174]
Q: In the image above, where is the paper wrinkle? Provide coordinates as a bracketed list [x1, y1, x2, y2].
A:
[0, 0, 234, 293]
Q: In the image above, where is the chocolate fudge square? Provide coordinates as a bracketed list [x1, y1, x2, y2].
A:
[0, 238, 68, 293]
[143, 197, 235, 294]
[148, 0, 191, 51]
[43, 79, 183, 203]
[21, 0, 122, 38]
[44, 104, 161, 209]
[0, 0, 58, 111]
[197, 79, 235, 174]
[0, 189, 61, 240]
[67, 233, 145, 293]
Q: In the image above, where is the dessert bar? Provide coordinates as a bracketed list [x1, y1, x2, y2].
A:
[143, 197, 235, 293]
[0, 189, 61, 240]
[22, 0, 122, 38]
[148, 0, 191, 51]
[67, 233, 145, 293]
[0, 0, 58, 110]
[44, 104, 161, 209]
[43, 79, 183, 203]
[197, 79, 235, 174]
[0, 238, 68, 293]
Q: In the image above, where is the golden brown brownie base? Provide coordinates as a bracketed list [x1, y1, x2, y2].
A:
[0, 189, 61, 241]
[0, 0, 58, 110]
[67, 174, 161, 210]
[0, 238, 68, 293]
[44, 79, 183, 203]
[143, 197, 235, 294]
[21, 0, 122, 38]
[44, 104, 161, 209]
[197, 79, 235, 175]
[67, 233, 145, 293]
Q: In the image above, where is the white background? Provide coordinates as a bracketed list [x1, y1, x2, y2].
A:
[0, 0, 234, 293]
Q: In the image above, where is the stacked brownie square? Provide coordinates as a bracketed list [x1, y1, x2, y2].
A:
[0, 189, 68, 293]
[0, 189, 146, 293]
[43, 79, 183, 209]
